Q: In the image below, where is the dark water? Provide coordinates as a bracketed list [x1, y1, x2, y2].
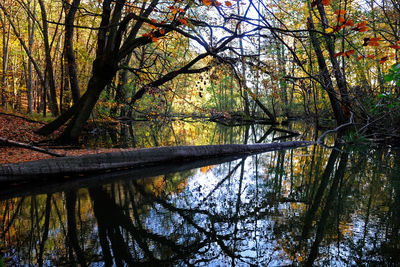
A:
[1, 121, 399, 266]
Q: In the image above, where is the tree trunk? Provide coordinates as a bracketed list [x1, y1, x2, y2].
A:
[316, 3, 351, 115]
[0, 141, 313, 181]
[307, 18, 346, 124]
[237, 2, 250, 116]
[64, 0, 81, 103]
[0, 11, 11, 110]
[38, 0, 59, 116]
[35, 56, 117, 140]
[26, 0, 36, 114]
[59, 59, 117, 142]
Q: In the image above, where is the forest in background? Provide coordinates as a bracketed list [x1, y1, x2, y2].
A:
[0, 0, 399, 143]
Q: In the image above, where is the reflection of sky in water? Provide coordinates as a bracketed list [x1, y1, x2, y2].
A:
[142, 154, 296, 265]
[1, 125, 399, 265]
[136, 146, 400, 266]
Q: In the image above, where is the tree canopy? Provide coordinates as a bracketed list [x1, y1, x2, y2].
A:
[0, 0, 399, 142]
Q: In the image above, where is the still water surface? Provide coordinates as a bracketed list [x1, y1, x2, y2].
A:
[0, 120, 399, 266]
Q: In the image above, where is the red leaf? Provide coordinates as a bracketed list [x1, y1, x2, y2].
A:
[389, 44, 400, 49]
[225, 1, 232, 7]
[357, 21, 368, 27]
[358, 26, 370, 32]
[369, 37, 381, 42]
[322, 0, 330, 5]
[344, 20, 354, 27]
[334, 52, 346, 58]
[368, 41, 379, 47]
[379, 56, 388, 64]
[335, 9, 347, 15]
[345, 50, 355, 56]
[179, 18, 188, 25]
[333, 25, 345, 32]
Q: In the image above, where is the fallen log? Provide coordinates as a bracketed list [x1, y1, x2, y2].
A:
[0, 154, 247, 200]
[0, 141, 313, 182]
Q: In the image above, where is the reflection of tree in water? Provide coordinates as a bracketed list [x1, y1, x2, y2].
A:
[1, 146, 400, 265]
[82, 120, 276, 148]
[87, 161, 256, 266]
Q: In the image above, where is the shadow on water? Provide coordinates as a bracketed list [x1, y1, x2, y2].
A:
[1, 121, 400, 266]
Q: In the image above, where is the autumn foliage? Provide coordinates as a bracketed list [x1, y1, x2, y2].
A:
[0, 0, 399, 145]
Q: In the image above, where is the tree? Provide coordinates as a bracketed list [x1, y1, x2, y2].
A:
[0, 0, 61, 116]
[35, 0, 263, 142]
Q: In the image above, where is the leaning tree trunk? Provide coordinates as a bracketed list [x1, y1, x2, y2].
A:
[34, 58, 117, 140]
[59, 67, 115, 141]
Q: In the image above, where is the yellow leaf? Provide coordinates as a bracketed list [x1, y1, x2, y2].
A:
[325, 27, 334, 33]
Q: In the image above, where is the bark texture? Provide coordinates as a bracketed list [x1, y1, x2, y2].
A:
[0, 141, 312, 182]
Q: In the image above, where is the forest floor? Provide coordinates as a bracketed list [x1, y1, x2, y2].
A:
[0, 112, 136, 164]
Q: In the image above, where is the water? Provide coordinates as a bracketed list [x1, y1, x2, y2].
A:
[1, 120, 399, 266]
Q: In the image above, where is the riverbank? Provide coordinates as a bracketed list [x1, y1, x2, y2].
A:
[0, 112, 135, 164]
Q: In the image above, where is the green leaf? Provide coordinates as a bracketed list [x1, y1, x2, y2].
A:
[384, 74, 394, 82]
[378, 93, 387, 98]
